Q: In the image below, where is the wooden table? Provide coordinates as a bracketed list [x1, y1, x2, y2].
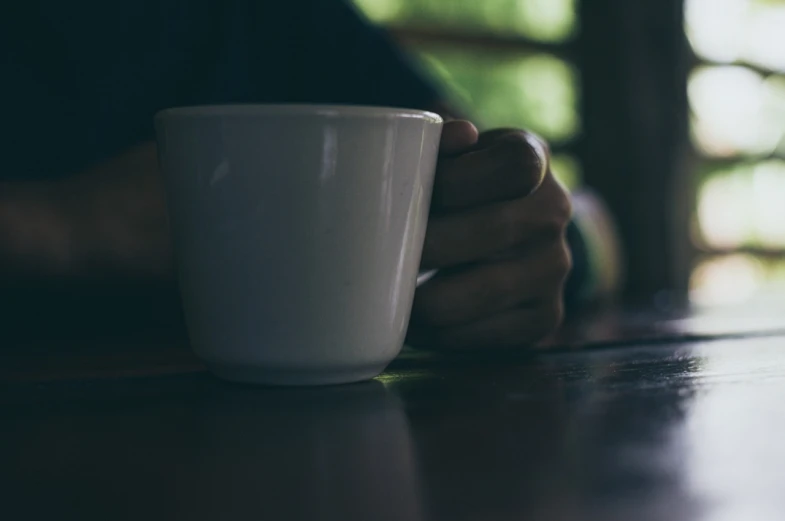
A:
[4, 305, 785, 520]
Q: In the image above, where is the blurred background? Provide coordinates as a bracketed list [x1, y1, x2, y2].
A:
[351, 0, 785, 309]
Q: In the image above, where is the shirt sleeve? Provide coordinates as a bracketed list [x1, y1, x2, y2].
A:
[279, 0, 443, 110]
[5, 0, 442, 181]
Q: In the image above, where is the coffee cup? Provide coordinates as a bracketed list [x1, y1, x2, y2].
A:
[154, 104, 442, 385]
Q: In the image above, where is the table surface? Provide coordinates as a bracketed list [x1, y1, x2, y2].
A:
[4, 305, 785, 521]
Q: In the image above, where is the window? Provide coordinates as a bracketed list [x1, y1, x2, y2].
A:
[685, 0, 785, 306]
[352, 0, 583, 189]
[357, 0, 784, 306]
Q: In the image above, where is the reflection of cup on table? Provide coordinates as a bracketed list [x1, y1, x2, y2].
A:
[155, 105, 442, 385]
[187, 381, 424, 521]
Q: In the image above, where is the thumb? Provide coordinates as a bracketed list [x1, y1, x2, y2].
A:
[439, 120, 479, 155]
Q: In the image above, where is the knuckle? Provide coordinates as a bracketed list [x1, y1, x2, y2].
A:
[554, 188, 573, 222]
[500, 132, 545, 194]
[495, 202, 523, 248]
[487, 265, 521, 308]
[536, 244, 571, 292]
[538, 300, 565, 334]
[539, 190, 572, 239]
[542, 217, 565, 240]
[543, 176, 573, 220]
[553, 243, 573, 278]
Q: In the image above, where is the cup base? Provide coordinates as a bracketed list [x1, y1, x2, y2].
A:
[206, 361, 389, 386]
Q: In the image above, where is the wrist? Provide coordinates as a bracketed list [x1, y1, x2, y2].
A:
[564, 188, 624, 306]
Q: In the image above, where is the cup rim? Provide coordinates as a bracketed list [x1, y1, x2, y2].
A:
[155, 104, 443, 123]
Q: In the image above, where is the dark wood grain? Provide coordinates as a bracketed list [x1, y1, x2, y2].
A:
[4, 303, 785, 384]
[4, 301, 785, 520]
[4, 332, 785, 520]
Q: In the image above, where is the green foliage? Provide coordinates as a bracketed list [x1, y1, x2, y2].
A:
[416, 46, 580, 144]
[353, 0, 578, 43]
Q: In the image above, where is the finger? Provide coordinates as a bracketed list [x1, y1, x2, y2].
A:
[431, 303, 564, 350]
[412, 241, 570, 328]
[432, 129, 548, 210]
[422, 172, 570, 269]
[474, 127, 546, 148]
[439, 120, 479, 155]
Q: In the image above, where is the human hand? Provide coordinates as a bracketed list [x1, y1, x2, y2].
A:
[408, 121, 572, 349]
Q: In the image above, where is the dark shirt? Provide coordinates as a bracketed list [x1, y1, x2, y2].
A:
[5, 0, 439, 180]
[4, 0, 590, 303]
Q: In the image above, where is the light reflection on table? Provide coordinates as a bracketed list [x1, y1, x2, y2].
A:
[5, 336, 785, 520]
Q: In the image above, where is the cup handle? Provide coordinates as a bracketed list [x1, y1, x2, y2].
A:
[416, 269, 438, 287]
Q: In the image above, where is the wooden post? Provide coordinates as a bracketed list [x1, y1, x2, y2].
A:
[578, 0, 693, 301]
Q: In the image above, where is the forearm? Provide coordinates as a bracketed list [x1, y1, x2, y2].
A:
[563, 189, 624, 307]
[0, 142, 172, 285]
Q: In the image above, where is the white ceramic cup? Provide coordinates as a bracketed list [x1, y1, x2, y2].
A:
[154, 105, 443, 385]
